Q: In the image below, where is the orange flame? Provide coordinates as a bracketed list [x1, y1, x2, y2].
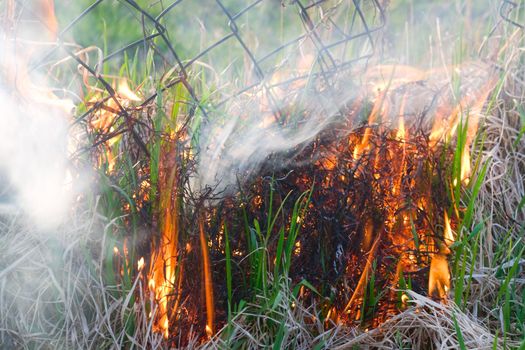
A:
[199, 220, 215, 337]
[148, 143, 181, 339]
[443, 212, 454, 247]
[428, 254, 451, 299]
[428, 212, 455, 299]
[39, 0, 58, 41]
[343, 62, 496, 313]
[88, 79, 141, 174]
[118, 80, 141, 101]
[140, 60, 496, 338]
[460, 144, 471, 185]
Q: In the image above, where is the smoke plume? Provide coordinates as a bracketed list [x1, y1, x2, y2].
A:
[0, 2, 75, 229]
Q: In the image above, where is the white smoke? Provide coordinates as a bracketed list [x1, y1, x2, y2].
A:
[195, 77, 360, 194]
[191, 0, 501, 195]
[0, 27, 75, 229]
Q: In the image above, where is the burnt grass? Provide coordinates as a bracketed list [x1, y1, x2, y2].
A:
[156, 112, 455, 341]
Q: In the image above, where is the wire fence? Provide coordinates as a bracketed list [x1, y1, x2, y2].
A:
[25, 0, 386, 144]
[5, 0, 520, 164]
[500, 0, 524, 28]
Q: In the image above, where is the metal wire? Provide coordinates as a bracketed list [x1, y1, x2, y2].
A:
[500, 0, 525, 28]
[27, 0, 386, 148]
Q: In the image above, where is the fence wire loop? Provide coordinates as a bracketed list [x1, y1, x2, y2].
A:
[500, 0, 525, 29]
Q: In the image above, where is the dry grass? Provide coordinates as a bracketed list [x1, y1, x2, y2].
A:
[201, 288, 501, 349]
[0, 219, 511, 350]
[1, 54, 524, 350]
[331, 292, 500, 350]
[0, 206, 166, 349]
[466, 29, 525, 342]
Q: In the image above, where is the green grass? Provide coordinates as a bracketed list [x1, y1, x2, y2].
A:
[55, 0, 525, 348]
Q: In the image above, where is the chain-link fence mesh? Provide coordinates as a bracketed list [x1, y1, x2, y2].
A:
[22, 1, 385, 135]
[500, 0, 524, 28]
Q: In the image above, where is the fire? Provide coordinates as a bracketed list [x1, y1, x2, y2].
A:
[237, 61, 498, 328]
[294, 240, 302, 255]
[428, 254, 451, 299]
[11, 0, 503, 342]
[147, 141, 181, 339]
[428, 212, 455, 299]
[460, 144, 471, 185]
[443, 212, 454, 247]
[32, 0, 58, 41]
[137, 257, 145, 271]
[199, 219, 215, 337]
[205, 325, 213, 338]
[87, 79, 142, 174]
[396, 115, 406, 141]
[1, 0, 73, 116]
[145, 135, 217, 341]
[336, 61, 496, 316]
[117, 80, 141, 102]
[136, 60, 496, 340]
